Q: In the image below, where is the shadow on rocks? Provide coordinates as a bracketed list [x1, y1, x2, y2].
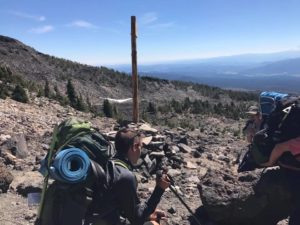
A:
[198, 168, 292, 225]
[188, 206, 218, 225]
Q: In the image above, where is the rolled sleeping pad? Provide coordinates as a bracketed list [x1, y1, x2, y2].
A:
[49, 148, 91, 183]
[260, 91, 289, 115]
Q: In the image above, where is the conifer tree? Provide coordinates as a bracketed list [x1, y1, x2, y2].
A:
[54, 85, 63, 102]
[76, 94, 86, 111]
[12, 85, 29, 103]
[66, 79, 77, 108]
[0, 83, 8, 99]
[37, 89, 43, 97]
[103, 99, 113, 118]
[147, 102, 157, 114]
[86, 95, 92, 111]
[44, 80, 50, 98]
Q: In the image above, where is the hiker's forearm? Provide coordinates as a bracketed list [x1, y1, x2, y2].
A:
[138, 186, 165, 219]
[261, 143, 288, 167]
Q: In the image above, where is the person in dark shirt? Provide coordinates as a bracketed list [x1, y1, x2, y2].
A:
[89, 128, 170, 225]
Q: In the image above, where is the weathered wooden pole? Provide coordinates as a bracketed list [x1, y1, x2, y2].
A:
[131, 16, 139, 123]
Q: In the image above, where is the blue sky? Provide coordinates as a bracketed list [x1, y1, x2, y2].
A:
[1, 0, 300, 65]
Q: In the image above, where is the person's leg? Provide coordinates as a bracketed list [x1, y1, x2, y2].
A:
[289, 187, 300, 225]
[286, 170, 300, 225]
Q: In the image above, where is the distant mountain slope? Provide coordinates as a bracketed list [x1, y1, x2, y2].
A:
[242, 57, 300, 75]
[0, 35, 258, 108]
[113, 51, 300, 93]
[114, 50, 300, 74]
[0, 35, 133, 102]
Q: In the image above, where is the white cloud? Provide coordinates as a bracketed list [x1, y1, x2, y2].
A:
[68, 20, 98, 29]
[30, 25, 54, 34]
[10, 11, 46, 21]
[140, 12, 158, 25]
[148, 22, 175, 29]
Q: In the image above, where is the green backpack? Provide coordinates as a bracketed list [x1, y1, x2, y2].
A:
[36, 117, 116, 225]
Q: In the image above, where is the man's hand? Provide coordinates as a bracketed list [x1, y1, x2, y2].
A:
[156, 171, 170, 190]
[149, 209, 167, 222]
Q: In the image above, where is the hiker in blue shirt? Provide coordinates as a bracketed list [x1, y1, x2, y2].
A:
[89, 128, 170, 225]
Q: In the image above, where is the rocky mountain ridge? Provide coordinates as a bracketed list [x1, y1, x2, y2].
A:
[0, 35, 257, 106]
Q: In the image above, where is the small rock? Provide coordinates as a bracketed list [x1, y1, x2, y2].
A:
[207, 153, 213, 161]
[168, 169, 182, 178]
[141, 177, 148, 183]
[178, 143, 193, 154]
[178, 136, 188, 145]
[12, 133, 28, 158]
[139, 123, 158, 134]
[218, 155, 230, 164]
[170, 155, 184, 164]
[150, 151, 165, 158]
[142, 136, 153, 145]
[2, 152, 17, 165]
[196, 145, 205, 153]
[171, 162, 181, 169]
[177, 127, 186, 132]
[152, 135, 165, 142]
[193, 150, 202, 158]
[187, 175, 200, 184]
[148, 141, 164, 149]
[169, 145, 180, 155]
[41, 144, 50, 151]
[143, 155, 157, 173]
[198, 168, 208, 178]
[0, 134, 11, 143]
[168, 207, 176, 214]
[185, 161, 198, 169]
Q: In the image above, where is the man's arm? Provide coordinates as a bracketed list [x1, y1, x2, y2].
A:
[116, 169, 168, 225]
[261, 142, 289, 167]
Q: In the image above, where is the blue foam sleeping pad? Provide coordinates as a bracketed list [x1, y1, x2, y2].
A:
[49, 148, 91, 183]
[260, 91, 289, 115]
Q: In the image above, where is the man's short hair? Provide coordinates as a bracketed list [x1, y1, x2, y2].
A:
[115, 128, 141, 156]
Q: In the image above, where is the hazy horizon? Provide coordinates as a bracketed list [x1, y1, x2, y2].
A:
[1, 0, 300, 65]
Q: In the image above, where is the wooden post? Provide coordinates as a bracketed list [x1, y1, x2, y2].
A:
[131, 16, 139, 123]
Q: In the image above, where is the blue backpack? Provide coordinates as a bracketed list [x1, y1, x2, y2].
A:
[259, 91, 289, 116]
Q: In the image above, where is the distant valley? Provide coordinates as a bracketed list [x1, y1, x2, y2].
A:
[113, 51, 300, 94]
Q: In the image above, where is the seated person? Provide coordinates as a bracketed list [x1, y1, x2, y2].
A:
[89, 128, 170, 225]
[243, 106, 262, 143]
[260, 136, 300, 169]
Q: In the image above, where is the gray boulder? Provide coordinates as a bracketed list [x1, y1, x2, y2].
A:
[198, 168, 291, 225]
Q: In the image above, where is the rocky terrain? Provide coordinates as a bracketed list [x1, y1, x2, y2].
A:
[0, 96, 291, 225]
[0, 35, 292, 225]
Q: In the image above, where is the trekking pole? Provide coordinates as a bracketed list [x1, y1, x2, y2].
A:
[157, 170, 202, 225]
[168, 185, 202, 225]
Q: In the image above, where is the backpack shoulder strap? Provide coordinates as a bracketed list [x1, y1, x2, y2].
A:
[90, 160, 106, 184]
[111, 159, 131, 170]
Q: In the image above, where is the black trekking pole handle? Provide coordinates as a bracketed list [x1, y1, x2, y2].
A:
[168, 185, 202, 225]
